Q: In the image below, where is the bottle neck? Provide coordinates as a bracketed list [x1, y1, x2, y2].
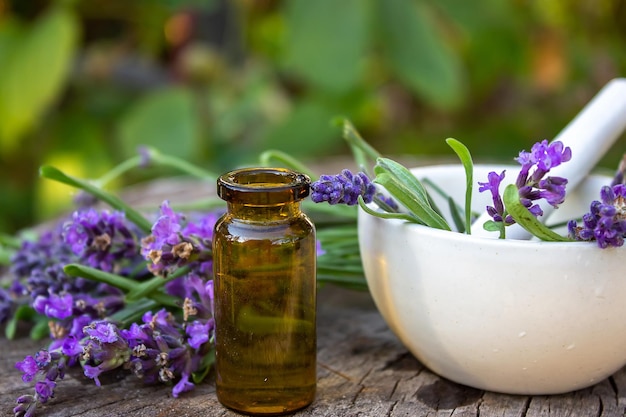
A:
[227, 201, 302, 222]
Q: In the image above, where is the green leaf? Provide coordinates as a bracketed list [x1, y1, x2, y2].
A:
[5, 304, 36, 339]
[125, 266, 190, 301]
[5, 315, 17, 339]
[502, 184, 570, 242]
[64, 263, 180, 307]
[358, 196, 418, 223]
[118, 87, 199, 161]
[108, 298, 161, 327]
[445, 138, 473, 234]
[30, 317, 51, 340]
[483, 220, 504, 232]
[448, 197, 465, 233]
[374, 158, 431, 206]
[340, 119, 381, 174]
[374, 172, 450, 230]
[377, 0, 465, 109]
[64, 264, 137, 292]
[0, 7, 79, 150]
[284, 0, 369, 93]
[39, 165, 153, 233]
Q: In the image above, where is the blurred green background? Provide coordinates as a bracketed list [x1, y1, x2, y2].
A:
[1, 0, 625, 234]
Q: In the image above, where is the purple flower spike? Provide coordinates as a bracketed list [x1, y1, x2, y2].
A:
[141, 202, 218, 277]
[311, 170, 376, 206]
[515, 140, 571, 216]
[516, 139, 572, 184]
[478, 170, 515, 225]
[62, 208, 144, 272]
[569, 184, 626, 248]
[481, 140, 572, 228]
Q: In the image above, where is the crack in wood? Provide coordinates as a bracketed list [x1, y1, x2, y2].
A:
[318, 361, 355, 382]
[608, 375, 619, 397]
[521, 396, 531, 417]
[388, 379, 400, 401]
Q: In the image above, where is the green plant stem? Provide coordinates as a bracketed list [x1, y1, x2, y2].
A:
[259, 150, 317, 179]
[95, 147, 218, 190]
[126, 265, 191, 300]
[64, 264, 137, 291]
[358, 197, 417, 222]
[108, 298, 161, 326]
[445, 138, 473, 234]
[150, 150, 218, 180]
[94, 155, 142, 188]
[40, 166, 153, 233]
[340, 119, 381, 173]
[63, 263, 180, 306]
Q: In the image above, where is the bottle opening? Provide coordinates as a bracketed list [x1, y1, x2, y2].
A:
[217, 168, 310, 205]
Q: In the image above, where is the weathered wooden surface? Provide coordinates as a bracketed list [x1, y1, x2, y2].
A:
[3, 285, 626, 417]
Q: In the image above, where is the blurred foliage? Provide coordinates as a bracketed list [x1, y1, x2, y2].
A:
[0, 0, 625, 233]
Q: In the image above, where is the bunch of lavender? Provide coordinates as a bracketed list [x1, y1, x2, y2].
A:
[10, 201, 219, 417]
[5, 209, 145, 339]
[15, 308, 214, 417]
[2, 148, 226, 417]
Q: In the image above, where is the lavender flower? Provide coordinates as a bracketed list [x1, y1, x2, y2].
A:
[63, 208, 144, 273]
[311, 170, 376, 206]
[568, 184, 626, 248]
[14, 348, 67, 417]
[10, 216, 129, 313]
[32, 292, 73, 319]
[10, 229, 78, 299]
[82, 321, 131, 386]
[120, 309, 213, 397]
[479, 140, 571, 225]
[514, 139, 571, 215]
[478, 170, 513, 225]
[141, 201, 217, 276]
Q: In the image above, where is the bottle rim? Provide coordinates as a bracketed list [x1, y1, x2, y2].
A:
[217, 167, 311, 204]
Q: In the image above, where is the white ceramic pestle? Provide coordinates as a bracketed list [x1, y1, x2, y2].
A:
[470, 78, 626, 239]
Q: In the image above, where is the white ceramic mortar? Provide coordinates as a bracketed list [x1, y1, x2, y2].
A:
[359, 164, 626, 394]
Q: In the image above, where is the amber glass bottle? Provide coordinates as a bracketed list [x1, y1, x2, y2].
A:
[213, 168, 317, 415]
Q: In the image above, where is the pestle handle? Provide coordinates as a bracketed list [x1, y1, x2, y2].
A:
[470, 78, 626, 239]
